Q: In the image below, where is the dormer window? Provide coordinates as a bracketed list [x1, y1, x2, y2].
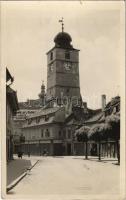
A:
[65, 51, 70, 59]
[36, 117, 40, 124]
[28, 118, 32, 125]
[45, 115, 49, 121]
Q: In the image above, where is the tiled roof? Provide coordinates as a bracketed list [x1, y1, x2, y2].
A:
[105, 96, 120, 110]
[85, 112, 103, 123]
[22, 116, 55, 128]
[6, 68, 14, 83]
[19, 99, 42, 110]
[6, 86, 19, 111]
[27, 106, 62, 119]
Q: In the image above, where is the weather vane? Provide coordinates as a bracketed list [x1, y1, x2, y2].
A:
[59, 17, 64, 32]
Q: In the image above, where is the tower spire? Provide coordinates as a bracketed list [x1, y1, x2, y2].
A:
[59, 17, 64, 32]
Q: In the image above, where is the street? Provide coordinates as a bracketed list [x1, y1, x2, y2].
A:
[7, 156, 120, 197]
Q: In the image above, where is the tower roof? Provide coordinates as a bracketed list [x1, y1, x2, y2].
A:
[54, 32, 73, 49]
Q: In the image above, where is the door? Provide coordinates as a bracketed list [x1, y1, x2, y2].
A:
[67, 143, 71, 155]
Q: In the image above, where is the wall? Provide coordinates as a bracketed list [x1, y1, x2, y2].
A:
[6, 99, 14, 160]
[22, 123, 63, 141]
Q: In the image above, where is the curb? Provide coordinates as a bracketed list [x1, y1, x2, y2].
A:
[7, 160, 39, 192]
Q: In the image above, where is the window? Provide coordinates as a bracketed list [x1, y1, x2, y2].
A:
[68, 129, 71, 139]
[36, 117, 40, 124]
[66, 88, 70, 93]
[117, 105, 120, 112]
[28, 118, 32, 125]
[32, 136, 35, 139]
[45, 115, 49, 121]
[50, 63, 54, 72]
[59, 131, 62, 137]
[65, 51, 70, 59]
[45, 129, 50, 137]
[41, 130, 44, 138]
[50, 52, 53, 60]
[63, 130, 66, 138]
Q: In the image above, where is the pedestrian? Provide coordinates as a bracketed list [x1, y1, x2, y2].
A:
[18, 151, 22, 159]
[20, 152, 23, 159]
[28, 152, 30, 157]
[43, 148, 47, 156]
[18, 152, 20, 158]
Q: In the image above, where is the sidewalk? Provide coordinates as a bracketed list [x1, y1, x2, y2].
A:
[7, 155, 38, 186]
[88, 156, 118, 163]
[72, 155, 118, 164]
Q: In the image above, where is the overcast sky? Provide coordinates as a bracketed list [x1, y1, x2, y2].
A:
[1, 1, 124, 109]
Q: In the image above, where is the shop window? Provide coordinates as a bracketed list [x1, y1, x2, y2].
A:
[65, 51, 70, 59]
[66, 88, 70, 93]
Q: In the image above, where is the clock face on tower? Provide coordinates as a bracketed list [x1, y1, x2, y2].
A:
[64, 62, 72, 71]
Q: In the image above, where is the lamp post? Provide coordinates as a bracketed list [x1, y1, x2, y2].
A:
[39, 139, 41, 156]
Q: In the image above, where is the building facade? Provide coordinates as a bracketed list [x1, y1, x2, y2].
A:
[6, 68, 19, 161]
[14, 26, 120, 158]
[15, 107, 67, 156]
[14, 27, 84, 155]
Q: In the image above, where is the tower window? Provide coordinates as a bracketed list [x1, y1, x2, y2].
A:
[50, 52, 53, 60]
[65, 51, 70, 59]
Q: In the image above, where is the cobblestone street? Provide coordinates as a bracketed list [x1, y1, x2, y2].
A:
[7, 156, 120, 199]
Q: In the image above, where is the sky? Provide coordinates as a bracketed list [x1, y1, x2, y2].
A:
[1, 1, 124, 109]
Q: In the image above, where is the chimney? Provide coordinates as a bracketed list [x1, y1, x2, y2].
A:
[101, 95, 106, 111]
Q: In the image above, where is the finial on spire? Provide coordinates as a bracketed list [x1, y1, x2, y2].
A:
[59, 17, 64, 32]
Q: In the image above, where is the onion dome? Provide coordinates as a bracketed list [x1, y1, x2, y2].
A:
[54, 32, 73, 49]
[39, 81, 45, 99]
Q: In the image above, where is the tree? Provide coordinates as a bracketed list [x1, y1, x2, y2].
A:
[75, 126, 90, 159]
[88, 123, 110, 161]
[106, 114, 120, 164]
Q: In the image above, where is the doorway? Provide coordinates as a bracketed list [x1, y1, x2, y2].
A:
[67, 143, 71, 155]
